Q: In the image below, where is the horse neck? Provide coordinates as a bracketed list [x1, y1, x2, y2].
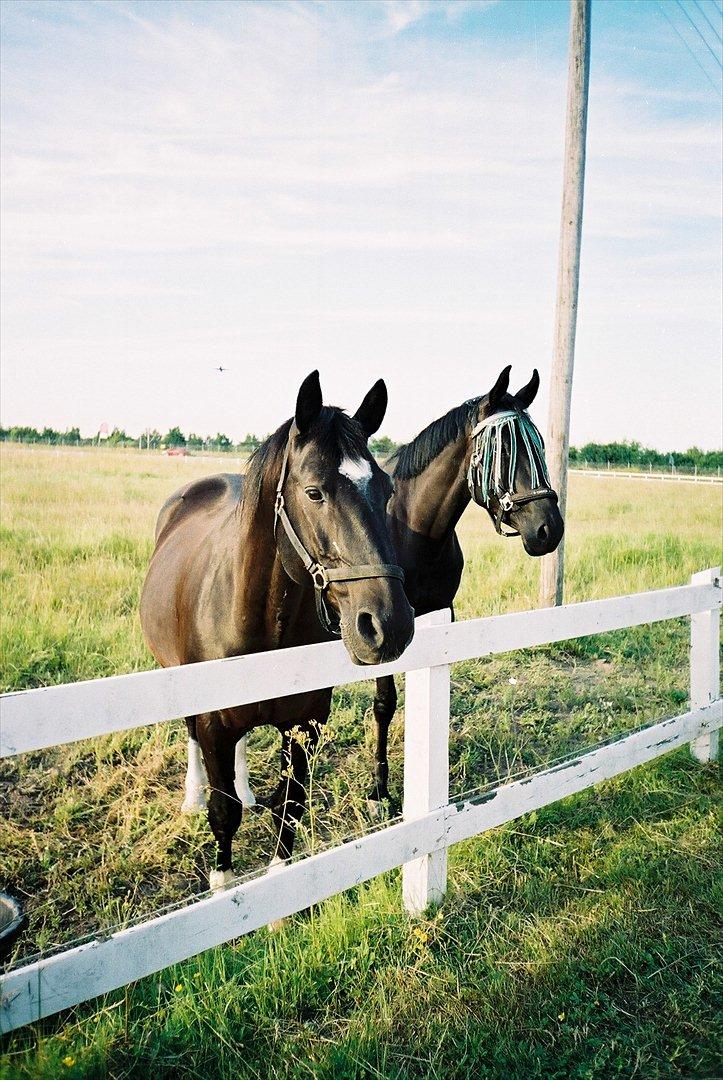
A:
[235, 463, 309, 648]
[388, 433, 471, 549]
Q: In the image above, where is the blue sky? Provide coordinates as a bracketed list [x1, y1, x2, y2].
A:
[1, 0, 721, 448]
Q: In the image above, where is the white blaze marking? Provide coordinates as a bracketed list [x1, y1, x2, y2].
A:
[339, 456, 372, 489]
[181, 737, 208, 813]
[234, 736, 256, 807]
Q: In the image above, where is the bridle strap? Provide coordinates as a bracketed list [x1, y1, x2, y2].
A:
[491, 488, 558, 537]
[273, 439, 404, 635]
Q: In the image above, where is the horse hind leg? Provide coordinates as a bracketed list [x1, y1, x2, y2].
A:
[234, 736, 256, 808]
[181, 717, 208, 814]
[367, 675, 397, 818]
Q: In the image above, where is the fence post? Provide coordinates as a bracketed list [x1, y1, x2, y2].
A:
[402, 608, 451, 914]
[690, 567, 720, 763]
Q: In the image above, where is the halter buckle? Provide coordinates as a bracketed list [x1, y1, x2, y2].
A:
[310, 563, 329, 591]
[274, 492, 284, 516]
[499, 492, 515, 513]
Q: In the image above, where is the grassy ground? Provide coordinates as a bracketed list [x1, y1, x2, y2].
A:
[1, 444, 721, 1078]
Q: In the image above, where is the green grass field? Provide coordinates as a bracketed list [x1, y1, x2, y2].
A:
[1, 444, 721, 1079]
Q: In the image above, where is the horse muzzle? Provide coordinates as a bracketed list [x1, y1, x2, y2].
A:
[339, 583, 415, 666]
[519, 501, 565, 556]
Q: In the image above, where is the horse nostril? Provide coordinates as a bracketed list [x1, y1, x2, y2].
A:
[356, 610, 383, 647]
[537, 523, 548, 544]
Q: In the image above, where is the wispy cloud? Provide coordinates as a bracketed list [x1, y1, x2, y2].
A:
[0, 0, 720, 448]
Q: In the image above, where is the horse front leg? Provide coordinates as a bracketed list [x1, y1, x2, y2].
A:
[197, 716, 243, 891]
[269, 721, 320, 866]
[367, 674, 397, 818]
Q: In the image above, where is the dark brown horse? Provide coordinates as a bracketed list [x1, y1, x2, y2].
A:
[141, 372, 414, 888]
[365, 365, 564, 813]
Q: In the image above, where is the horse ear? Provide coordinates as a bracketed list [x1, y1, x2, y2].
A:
[354, 378, 388, 439]
[295, 370, 323, 434]
[488, 365, 511, 409]
[515, 369, 540, 409]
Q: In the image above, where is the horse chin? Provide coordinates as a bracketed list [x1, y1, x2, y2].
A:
[520, 538, 548, 557]
[339, 623, 412, 667]
[342, 635, 387, 667]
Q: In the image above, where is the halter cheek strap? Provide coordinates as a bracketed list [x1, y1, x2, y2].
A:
[273, 440, 405, 635]
[468, 409, 558, 537]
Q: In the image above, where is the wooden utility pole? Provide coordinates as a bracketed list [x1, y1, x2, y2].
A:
[540, 0, 591, 607]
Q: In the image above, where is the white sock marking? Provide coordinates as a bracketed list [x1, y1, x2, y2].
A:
[182, 737, 208, 813]
[267, 855, 288, 874]
[209, 868, 234, 891]
[234, 736, 256, 807]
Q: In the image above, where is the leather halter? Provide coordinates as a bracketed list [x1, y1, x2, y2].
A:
[273, 437, 405, 635]
[467, 409, 558, 537]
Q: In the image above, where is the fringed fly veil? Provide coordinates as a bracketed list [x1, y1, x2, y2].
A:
[468, 409, 552, 505]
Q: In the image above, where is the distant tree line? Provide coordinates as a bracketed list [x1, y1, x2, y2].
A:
[0, 425, 263, 454]
[1, 426, 720, 473]
[569, 441, 722, 473]
[0, 424, 401, 458]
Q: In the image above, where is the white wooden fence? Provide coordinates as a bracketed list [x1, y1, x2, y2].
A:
[1, 569, 720, 1033]
[569, 468, 722, 485]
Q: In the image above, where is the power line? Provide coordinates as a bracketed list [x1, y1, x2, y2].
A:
[674, 0, 722, 67]
[657, 2, 722, 93]
[692, 0, 722, 45]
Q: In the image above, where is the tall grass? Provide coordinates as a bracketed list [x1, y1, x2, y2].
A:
[1, 444, 721, 1078]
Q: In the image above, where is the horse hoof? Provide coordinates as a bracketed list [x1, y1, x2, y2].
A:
[209, 869, 234, 892]
[267, 856, 288, 875]
[181, 790, 207, 814]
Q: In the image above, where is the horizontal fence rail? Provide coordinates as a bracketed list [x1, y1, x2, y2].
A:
[569, 469, 721, 485]
[2, 701, 720, 1032]
[1, 570, 720, 1033]
[1, 580, 719, 758]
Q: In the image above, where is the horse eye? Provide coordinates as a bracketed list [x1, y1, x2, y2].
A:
[306, 487, 324, 502]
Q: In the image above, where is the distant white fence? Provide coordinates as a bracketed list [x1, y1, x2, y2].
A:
[570, 468, 721, 485]
[1, 570, 720, 1033]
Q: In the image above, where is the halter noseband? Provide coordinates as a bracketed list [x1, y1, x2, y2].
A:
[467, 409, 557, 537]
[273, 438, 405, 635]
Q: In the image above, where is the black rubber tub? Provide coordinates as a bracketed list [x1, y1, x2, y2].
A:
[0, 892, 25, 964]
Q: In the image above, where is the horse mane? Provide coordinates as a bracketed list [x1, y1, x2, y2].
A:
[387, 396, 483, 480]
[242, 407, 368, 518]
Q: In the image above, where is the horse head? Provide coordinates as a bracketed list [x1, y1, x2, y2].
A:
[273, 371, 415, 664]
[468, 367, 564, 556]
